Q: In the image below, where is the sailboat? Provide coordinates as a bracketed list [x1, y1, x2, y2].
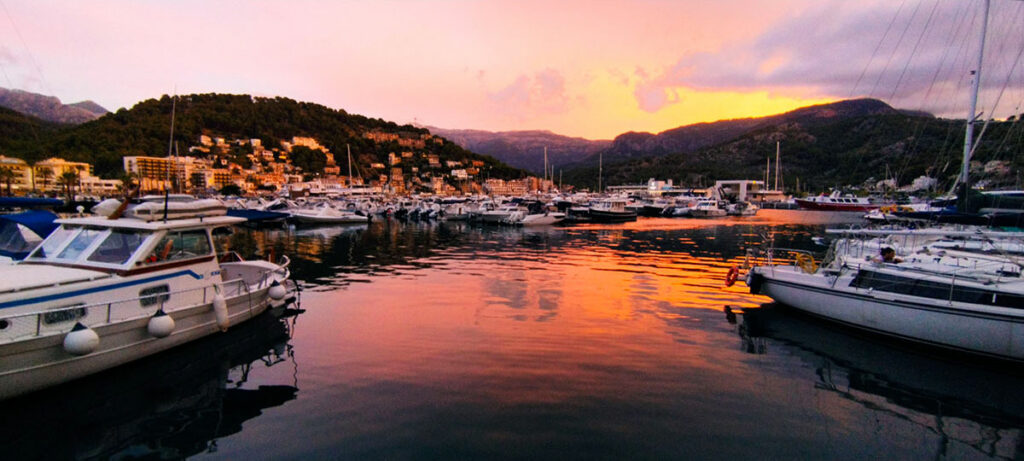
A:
[744, 0, 1024, 361]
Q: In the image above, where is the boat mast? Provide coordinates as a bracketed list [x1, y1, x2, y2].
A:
[959, 0, 990, 191]
[347, 143, 353, 187]
[774, 141, 780, 192]
[598, 152, 603, 193]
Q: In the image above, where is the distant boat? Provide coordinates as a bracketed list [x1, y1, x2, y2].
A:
[588, 200, 637, 222]
[795, 191, 884, 212]
[689, 199, 727, 218]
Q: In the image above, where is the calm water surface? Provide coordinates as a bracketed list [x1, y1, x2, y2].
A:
[6, 210, 1024, 460]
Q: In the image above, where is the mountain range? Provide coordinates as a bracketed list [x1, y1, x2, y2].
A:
[429, 99, 931, 176]
[424, 127, 610, 176]
[0, 87, 108, 124]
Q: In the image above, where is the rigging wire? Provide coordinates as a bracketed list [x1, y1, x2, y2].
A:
[848, 0, 909, 99]
[868, 0, 925, 99]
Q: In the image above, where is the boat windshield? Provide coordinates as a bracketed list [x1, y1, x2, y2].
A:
[28, 226, 78, 259]
[27, 226, 154, 267]
[86, 230, 148, 265]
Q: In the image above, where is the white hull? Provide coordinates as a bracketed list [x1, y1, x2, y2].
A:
[689, 209, 726, 218]
[0, 284, 277, 400]
[518, 212, 565, 226]
[749, 265, 1024, 360]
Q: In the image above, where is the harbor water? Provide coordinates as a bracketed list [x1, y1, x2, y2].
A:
[5, 210, 1024, 460]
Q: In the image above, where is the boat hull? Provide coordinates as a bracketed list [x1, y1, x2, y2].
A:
[749, 266, 1024, 361]
[587, 209, 637, 223]
[795, 199, 880, 212]
[0, 284, 280, 400]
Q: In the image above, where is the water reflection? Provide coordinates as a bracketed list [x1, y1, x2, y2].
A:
[3, 308, 303, 460]
[735, 306, 1024, 460]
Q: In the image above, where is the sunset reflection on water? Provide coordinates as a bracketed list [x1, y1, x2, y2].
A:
[196, 210, 1024, 459]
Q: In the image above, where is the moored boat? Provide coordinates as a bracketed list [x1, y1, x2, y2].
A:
[795, 191, 884, 212]
[0, 200, 294, 400]
[744, 228, 1024, 361]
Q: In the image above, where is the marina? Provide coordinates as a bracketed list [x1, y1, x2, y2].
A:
[5, 210, 1024, 459]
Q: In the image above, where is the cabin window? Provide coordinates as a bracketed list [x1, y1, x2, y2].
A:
[43, 305, 86, 325]
[849, 270, 1024, 308]
[139, 285, 170, 307]
[143, 230, 212, 264]
[87, 230, 148, 265]
[29, 226, 78, 259]
[56, 228, 104, 261]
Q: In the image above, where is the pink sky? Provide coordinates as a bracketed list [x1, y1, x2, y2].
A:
[1, 0, 1022, 139]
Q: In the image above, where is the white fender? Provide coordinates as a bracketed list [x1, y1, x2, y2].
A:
[63, 322, 100, 355]
[213, 292, 229, 331]
[147, 309, 175, 338]
[268, 280, 287, 300]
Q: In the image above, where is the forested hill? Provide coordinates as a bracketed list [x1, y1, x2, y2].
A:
[0, 93, 526, 179]
[564, 111, 1024, 193]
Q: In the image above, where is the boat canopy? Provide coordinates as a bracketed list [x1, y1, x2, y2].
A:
[0, 210, 59, 239]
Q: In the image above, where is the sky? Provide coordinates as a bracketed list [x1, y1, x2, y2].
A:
[1, 0, 1022, 140]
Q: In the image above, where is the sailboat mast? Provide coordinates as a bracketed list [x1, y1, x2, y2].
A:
[960, 0, 990, 188]
[347, 144, 353, 187]
[774, 141, 780, 191]
[598, 152, 603, 193]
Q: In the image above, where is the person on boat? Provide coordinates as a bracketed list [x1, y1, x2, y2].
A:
[873, 247, 902, 264]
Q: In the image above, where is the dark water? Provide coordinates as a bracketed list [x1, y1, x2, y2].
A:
[6, 210, 1024, 460]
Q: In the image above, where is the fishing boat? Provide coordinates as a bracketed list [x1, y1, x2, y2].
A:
[0, 199, 294, 399]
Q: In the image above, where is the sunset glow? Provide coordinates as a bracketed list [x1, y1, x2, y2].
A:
[1, 0, 1021, 139]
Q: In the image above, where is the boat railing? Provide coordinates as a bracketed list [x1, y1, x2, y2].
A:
[0, 275, 271, 343]
[745, 246, 822, 275]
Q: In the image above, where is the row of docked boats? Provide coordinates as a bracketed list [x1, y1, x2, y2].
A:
[225, 192, 763, 228]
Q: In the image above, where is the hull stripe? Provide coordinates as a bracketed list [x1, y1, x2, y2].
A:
[0, 270, 205, 310]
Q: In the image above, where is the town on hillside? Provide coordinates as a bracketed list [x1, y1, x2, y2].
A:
[0, 130, 557, 200]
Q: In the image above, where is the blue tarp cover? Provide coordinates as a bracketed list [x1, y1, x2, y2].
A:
[0, 210, 60, 239]
[0, 197, 64, 209]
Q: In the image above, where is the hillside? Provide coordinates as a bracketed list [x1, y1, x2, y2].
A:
[426, 127, 611, 175]
[0, 87, 107, 124]
[564, 111, 1024, 193]
[0, 93, 527, 184]
[593, 99, 908, 164]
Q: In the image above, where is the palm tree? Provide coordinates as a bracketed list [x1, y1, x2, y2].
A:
[119, 172, 139, 198]
[35, 166, 53, 196]
[60, 170, 79, 202]
[0, 166, 15, 196]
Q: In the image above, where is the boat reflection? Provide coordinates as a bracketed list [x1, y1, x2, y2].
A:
[229, 212, 840, 293]
[733, 305, 1024, 460]
[3, 306, 303, 460]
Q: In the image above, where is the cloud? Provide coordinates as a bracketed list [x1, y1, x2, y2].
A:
[633, 0, 1024, 117]
[488, 68, 571, 119]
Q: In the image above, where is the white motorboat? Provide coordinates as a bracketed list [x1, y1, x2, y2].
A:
[0, 201, 293, 400]
[289, 204, 370, 224]
[689, 199, 727, 218]
[745, 228, 1024, 360]
[480, 204, 520, 224]
[726, 201, 759, 217]
[505, 210, 566, 226]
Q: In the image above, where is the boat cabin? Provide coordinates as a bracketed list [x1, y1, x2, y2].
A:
[21, 216, 244, 275]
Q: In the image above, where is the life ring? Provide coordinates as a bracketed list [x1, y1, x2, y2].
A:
[725, 265, 740, 287]
[794, 253, 818, 274]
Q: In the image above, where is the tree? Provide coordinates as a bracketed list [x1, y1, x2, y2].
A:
[59, 170, 79, 201]
[0, 166, 15, 196]
[35, 166, 53, 195]
[219, 184, 243, 196]
[291, 146, 327, 174]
